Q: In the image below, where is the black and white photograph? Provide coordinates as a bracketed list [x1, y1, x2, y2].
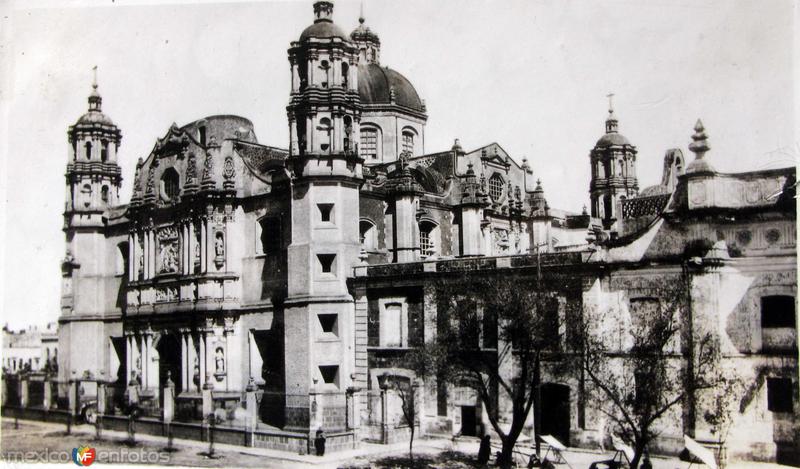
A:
[0, 0, 797, 467]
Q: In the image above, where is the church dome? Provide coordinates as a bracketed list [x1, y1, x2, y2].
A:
[350, 19, 380, 43]
[299, 21, 349, 42]
[76, 110, 115, 126]
[358, 64, 424, 112]
[595, 132, 631, 147]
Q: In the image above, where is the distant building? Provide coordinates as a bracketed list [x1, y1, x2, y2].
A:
[3, 323, 58, 374]
[57, 0, 797, 463]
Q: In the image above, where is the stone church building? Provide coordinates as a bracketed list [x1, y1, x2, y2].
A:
[58, 0, 798, 462]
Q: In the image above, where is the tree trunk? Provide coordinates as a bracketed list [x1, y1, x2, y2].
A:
[499, 437, 515, 468]
[409, 426, 414, 461]
[630, 441, 645, 469]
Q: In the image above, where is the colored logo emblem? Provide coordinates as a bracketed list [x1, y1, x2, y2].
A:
[72, 446, 96, 466]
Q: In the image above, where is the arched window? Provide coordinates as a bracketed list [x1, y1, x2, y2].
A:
[116, 242, 129, 276]
[318, 117, 332, 152]
[101, 140, 109, 162]
[160, 168, 180, 202]
[419, 220, 439, 258]
[101, 185, 110, 203]
[488, 174, 504, 201]
[81, 184, 92, 208]
[85, 141, 92, 159]
[360, 219, 376, 251]
[319, 60, 330, 88]
[343, 116, 353, 153]
[360, 126, 380, 160]
[401, 129, 415, 155]
[341, 62, 349, 89]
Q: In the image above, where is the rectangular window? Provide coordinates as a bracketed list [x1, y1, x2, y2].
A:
[319, 365, 339, 386]
[318, 313, 338, 336]
[380, 303, 403, 347]
[767, 377, 793, 413]
[419, 230, 433, 257]
[761, 296, 796, 328]
[317, 254, 336, 274]
[402, 132, 414, 154]
[361, 128, 378, 160]
[318, 203, 334, 223]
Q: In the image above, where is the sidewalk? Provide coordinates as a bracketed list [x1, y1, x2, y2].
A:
[2, 418, 791, 468]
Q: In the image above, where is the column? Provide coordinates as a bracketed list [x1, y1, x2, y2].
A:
[19, 377, 29, 408]
[128, 232, 136, 282]
[149, 230, 156, 278]
[43, 377, 52, 410]
[97, 381, 106, 415]
[182, 222, 189, 275]
[143, 231, 150, 279]
[145, 331, 154, 390]
[200, 218, 208, 273]
[188, 222, 196, 274]
[187, 333, 198, 392]
[307, 116, 314, 151]
[198, 330, 206, 389]
[125, 333, 133, 385]
[180, 330, 188, 391]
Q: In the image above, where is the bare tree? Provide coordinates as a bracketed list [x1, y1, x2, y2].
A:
[576, 270, 718, 469]
[387, 375, 418, 461]
[413, 270, 573, 467]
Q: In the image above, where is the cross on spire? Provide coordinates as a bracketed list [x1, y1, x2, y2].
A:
[359, 0, 365, 23]
[92, 65, 98, 90]
[606, 92, 615, 114]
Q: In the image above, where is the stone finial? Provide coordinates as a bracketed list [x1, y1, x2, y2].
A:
[686, 119, 714, 173]
[689, 119, 710, 158]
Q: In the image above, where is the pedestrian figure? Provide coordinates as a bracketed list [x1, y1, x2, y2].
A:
[477, 435, 491, 465]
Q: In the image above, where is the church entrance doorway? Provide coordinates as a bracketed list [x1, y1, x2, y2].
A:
[156, 334, 182, 405]
[540, 383, 570, 445]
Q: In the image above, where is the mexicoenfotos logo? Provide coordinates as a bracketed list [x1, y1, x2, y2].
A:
[72, 446, 96, 466]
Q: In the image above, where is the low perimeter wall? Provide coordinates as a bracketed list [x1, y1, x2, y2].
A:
[2, 406, 357, 455]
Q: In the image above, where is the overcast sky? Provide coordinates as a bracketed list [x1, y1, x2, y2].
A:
[0, 0, 796, 328]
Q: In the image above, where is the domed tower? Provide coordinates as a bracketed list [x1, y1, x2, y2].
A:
[65, 70, 123, 227]
[350, 6, 380, 64]
[60, 69, 123, 385]
[284, 0, 363, 433]
[589, 95, 638, 229]
[350, 11, 427, 164]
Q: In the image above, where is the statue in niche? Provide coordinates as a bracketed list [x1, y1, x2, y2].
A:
[214, 347, 225, 380]
[192, 356, 200, 388]
[214, 232, 225, 269]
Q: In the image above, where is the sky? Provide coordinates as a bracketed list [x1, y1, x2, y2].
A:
[0, 0, 796, 328]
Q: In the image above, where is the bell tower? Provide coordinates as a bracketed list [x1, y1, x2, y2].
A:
[283, 0, 364, 434]
[60, 68, 123, 384]
[64, 68, 123, 229]
[589, 94, 638, 229]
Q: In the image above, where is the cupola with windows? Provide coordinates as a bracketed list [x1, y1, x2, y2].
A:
[588, 94, 639, 229]
[65, 68, 123, 223]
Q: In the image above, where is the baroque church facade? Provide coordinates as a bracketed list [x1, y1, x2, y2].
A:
[58, 0, 798, 462]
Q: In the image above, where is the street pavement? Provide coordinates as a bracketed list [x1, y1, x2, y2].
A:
[0, 418, 791, 468]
